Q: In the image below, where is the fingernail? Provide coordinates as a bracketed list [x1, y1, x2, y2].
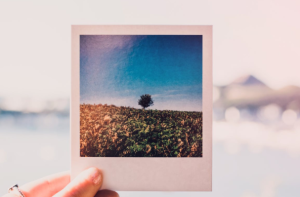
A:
[90, 168, 102, 185]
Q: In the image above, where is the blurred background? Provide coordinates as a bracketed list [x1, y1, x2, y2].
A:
[0, 0, 300, 196]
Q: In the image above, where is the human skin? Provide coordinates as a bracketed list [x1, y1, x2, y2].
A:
[2, 167, 118, 197]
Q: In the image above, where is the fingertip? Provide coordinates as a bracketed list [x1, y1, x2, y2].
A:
[86, 167, 102, 186]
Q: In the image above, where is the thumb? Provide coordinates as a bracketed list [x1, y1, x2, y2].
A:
[53, 167, 102, 197]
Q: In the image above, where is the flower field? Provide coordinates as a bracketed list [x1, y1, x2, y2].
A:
[80, 104, 202, 157]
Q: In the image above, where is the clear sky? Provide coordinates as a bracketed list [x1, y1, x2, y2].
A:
[80, 35, 202, 111]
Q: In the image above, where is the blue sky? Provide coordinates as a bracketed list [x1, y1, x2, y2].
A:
[80, 35, 202, 111]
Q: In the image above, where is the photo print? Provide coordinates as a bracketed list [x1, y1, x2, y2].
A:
[80, 35, 203, 157]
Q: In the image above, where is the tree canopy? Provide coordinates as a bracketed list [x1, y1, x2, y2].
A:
[138, 94, 154, 109]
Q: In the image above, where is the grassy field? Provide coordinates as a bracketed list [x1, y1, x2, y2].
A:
[80, 104, 202, 157]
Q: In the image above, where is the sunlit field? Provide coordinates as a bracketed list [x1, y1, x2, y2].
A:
[80, 104, 202, 157]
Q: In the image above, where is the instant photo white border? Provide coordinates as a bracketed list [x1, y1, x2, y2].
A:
[71, 25, 212, 191]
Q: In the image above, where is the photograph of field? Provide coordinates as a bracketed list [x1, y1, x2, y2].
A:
[80, 35, 203, 157]
[80, 104, 202, 157]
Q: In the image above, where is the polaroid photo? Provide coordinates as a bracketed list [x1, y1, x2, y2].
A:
[71, 25, 212, 191]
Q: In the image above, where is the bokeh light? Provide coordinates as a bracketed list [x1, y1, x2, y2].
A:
[282, 109, 298, 125]
[258, 104, 281, 122]
[225, 107, 240, 122]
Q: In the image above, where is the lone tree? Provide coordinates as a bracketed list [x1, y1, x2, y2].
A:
[138, 94, 154, 109]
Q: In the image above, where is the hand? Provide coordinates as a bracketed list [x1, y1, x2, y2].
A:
[3, 167, 118, 197]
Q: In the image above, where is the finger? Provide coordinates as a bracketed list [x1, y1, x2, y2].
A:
[53, 167, 102, 197]
[19, 171, 70, 197]
[95, 190, 119, 197]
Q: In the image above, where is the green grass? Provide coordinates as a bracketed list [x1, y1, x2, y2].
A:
[80, 104, 202, 157]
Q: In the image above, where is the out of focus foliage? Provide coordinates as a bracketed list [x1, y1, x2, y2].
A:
[80, 104, 202, 157]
